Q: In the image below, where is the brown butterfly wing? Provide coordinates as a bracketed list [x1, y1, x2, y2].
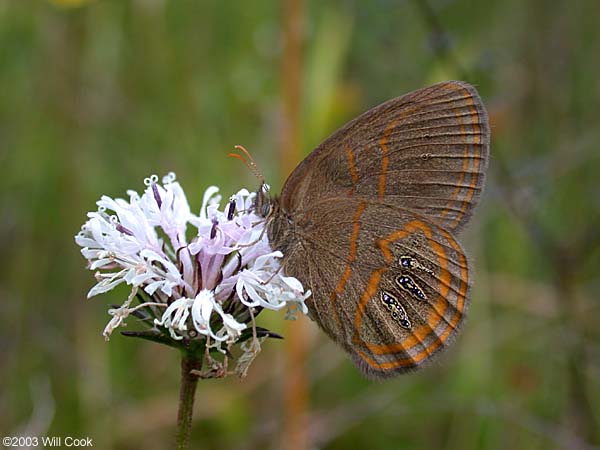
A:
[271, 81, 488, 377]
[279, 81, 489, 233]
[272, 197, 470, 378]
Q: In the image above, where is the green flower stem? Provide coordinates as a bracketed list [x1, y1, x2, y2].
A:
[176, 350, 202, 450]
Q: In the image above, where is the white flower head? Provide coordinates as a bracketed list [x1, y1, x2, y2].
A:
[75, 173, 310, 374]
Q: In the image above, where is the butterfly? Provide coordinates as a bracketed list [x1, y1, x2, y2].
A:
[257, 81, 490, 379]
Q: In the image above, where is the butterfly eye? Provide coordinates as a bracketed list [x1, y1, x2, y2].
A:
[261, 204, 271, 217]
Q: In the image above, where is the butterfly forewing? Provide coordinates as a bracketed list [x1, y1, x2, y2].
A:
[279, 81, 489, 233]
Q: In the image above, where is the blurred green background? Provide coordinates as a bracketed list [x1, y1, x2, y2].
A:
[1, 0, 600, 449]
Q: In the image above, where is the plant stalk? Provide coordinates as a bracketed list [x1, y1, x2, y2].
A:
[176, 350, 202, 450]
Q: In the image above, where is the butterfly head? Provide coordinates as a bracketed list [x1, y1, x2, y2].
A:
[228, 145, 273, 217]
[254, 182, 273, 218]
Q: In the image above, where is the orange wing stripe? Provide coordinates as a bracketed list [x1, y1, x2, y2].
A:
[330, 201, 367, 325]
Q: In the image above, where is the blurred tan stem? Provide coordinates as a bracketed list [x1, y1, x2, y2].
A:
[281, 1, 309, 450]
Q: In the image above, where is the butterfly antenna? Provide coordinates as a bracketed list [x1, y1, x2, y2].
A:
[228, 145, 265, 185]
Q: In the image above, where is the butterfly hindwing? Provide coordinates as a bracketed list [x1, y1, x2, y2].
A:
[272, 197, 470, 379]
